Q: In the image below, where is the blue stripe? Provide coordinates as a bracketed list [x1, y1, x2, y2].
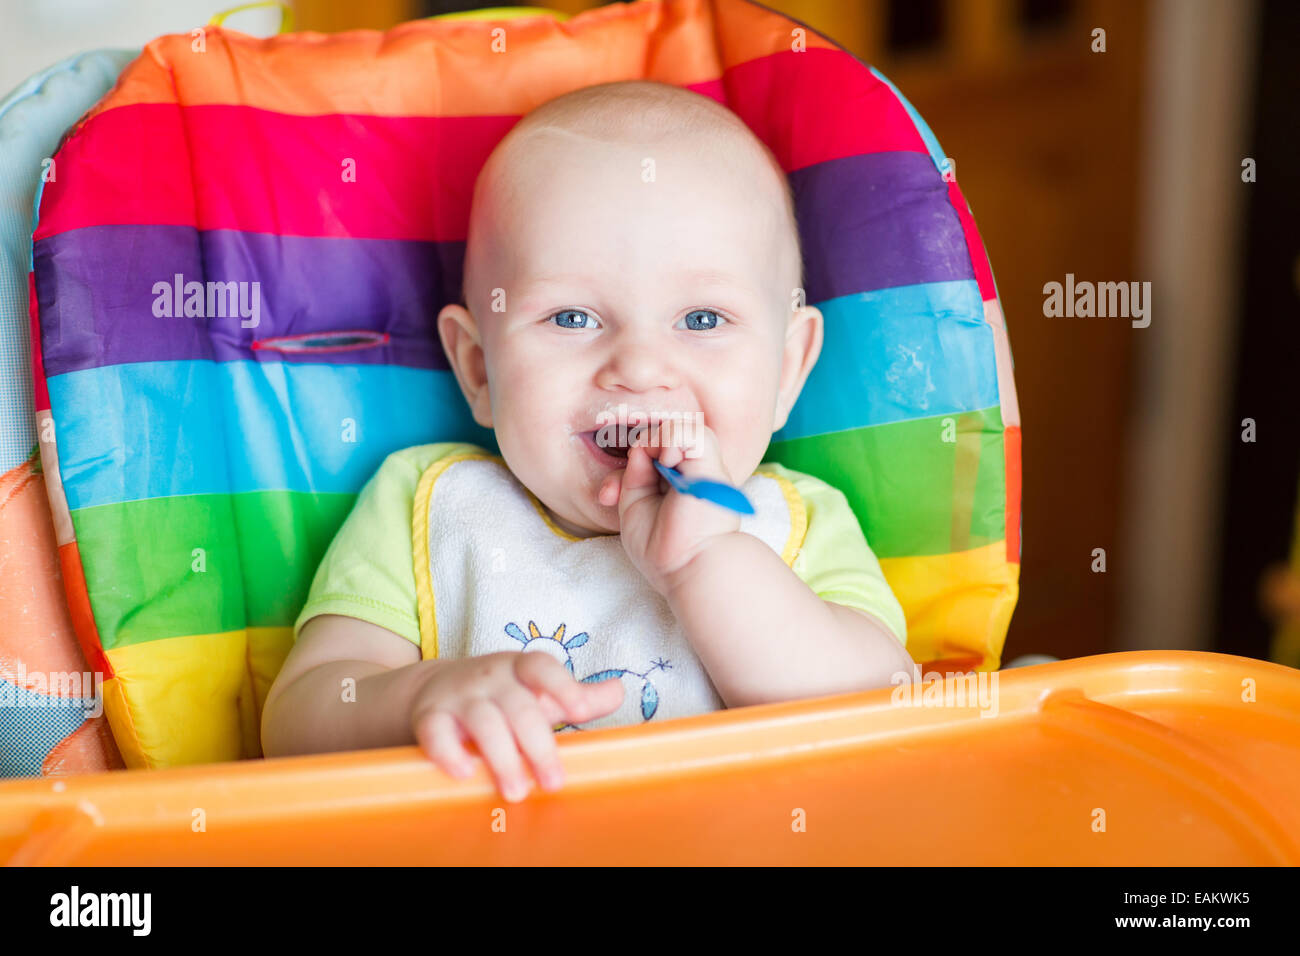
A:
[870, 67, 949, 176]
[50, 362, 496, 509]
[776, 279, 997, 441]
[51, 281, 995, 506]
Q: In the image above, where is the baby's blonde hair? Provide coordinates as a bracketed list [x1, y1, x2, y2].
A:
[463, 80, 803, 308]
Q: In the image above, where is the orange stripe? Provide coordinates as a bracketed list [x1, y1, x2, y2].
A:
[57, 541, 113, 679]
[1004, 425, 1022, 564]
[77, 1, 838, 122]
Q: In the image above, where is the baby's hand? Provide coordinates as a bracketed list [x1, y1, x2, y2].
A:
[410, 651, 623, 801]
[598, 418, 741, 597]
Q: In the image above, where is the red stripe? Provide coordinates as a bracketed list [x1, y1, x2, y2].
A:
[28, 271, 49, 412]
[1004, 425, 1022, 565]
[36, 50, 927, 242]
[57, 541, 114, 680]
[918, 656, 984, 674]
[946, 179, 997, 301]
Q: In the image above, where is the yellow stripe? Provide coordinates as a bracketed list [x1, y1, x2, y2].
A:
[246, 626, 294, 757]
[100, 627, 291, 768]
[879, 543, 1020, 669]
[99, 676, 144, 769]
[754, 466, 807, 566]
[103, 630, 256, 768]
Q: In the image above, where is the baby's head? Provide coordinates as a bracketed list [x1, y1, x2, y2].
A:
[438, 80, 823, 537]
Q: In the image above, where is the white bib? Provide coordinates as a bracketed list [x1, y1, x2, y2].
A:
[413, 451, 801, 732]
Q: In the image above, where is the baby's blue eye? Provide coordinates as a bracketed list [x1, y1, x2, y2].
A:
[550, 309, 598, 330]
[678, 309, 725, 332]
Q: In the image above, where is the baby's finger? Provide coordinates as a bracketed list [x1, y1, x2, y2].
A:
[495, 686, 565, 791]
[414, 708, 474, 779]
[459, 698, 532, 802]
[597, 470, 622, 508]
[531, 689, 569, 727]
[669, 420, 726, 480]
[652, 418, 680, 469]
[514, 651, 596, 725]
[617, 443, 662, 519]
[579, 675, 626, 719]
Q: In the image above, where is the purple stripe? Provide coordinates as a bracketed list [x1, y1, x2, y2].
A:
[34, 226, 459, 377]
[791, 151, 974, 300]
[35, 150, 971, 377]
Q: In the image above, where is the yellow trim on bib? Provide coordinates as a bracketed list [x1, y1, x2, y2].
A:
[413, 451, 496, 659]
[412, 450, 597, 658]
[754, 466, 807, 567]
[411, 455, 804, 661]
[521, 485, 591, 542]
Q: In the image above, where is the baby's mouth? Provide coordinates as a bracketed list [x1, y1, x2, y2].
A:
[581, 425, 652, 464]
[584, 429, 634, 459]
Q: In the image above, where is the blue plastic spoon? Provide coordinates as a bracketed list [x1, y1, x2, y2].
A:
[653, 459, 755, 515]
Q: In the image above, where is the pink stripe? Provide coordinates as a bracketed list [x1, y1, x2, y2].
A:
[28, 271, 49, 411]
[36, 49, 927, 242]
[36, 105, 517, 242]
[720, 50, 927, 171]
[947, 179, 997, 301]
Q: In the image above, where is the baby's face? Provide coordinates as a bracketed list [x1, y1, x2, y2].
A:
[446, 134, 819, 537]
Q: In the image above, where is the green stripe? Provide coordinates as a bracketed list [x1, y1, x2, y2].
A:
[73, 411, 1009, 649]
[765, 406, 1006, 558]
[71, 492, 357, 650]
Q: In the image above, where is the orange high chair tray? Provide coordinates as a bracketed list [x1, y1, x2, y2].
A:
[2, 650, 1298, 865]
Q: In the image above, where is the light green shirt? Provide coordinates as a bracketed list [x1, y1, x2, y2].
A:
[295, 442, 907, 649]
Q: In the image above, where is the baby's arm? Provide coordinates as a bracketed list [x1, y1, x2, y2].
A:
[261, 614, 622, 800]
[262, 614, 432, 755]
[663, 534, 919, 709]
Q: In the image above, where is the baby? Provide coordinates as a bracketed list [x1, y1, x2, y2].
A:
[262, 80, 916, 801]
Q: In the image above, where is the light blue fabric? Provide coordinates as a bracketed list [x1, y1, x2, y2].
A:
[48, 362, 494, 507]
[0, 50, 134, 777]
[0, 49, 136, 473]
[0, 677, 99, 777]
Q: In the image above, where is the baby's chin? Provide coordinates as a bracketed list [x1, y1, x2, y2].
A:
[543, 496, 621, 538]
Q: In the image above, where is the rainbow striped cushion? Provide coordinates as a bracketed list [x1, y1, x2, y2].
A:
[30, 0, 1021, 769]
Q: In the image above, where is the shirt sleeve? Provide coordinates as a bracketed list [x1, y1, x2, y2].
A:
[766, 464, 909, 648]
[293, 443, 475, 647]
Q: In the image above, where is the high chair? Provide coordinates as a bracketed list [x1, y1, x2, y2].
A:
[3, 1, 1294, 866]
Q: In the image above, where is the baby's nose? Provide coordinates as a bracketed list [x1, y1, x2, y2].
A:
[595, 329, 680, 393]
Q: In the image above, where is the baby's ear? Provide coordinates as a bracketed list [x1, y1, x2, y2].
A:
[437, 302, 493, 428]
[773, 304, 823, 432]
